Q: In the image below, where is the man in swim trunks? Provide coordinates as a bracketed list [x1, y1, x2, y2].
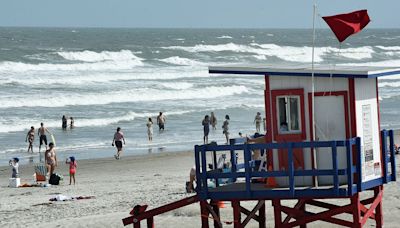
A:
[38, 122, 52, 152]
[157, 112, 166, 132]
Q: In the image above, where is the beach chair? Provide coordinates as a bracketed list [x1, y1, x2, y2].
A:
[34, 164, 47, 182]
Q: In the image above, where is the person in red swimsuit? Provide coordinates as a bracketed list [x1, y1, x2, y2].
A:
[66, 156, 77, 185]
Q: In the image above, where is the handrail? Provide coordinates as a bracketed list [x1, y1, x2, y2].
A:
[195, 137, 359, 199]
[194, 130, 397, 200]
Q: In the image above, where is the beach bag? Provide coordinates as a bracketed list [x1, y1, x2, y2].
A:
[49, 173, 61, 185]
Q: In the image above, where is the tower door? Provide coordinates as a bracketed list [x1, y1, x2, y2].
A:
[311, 92, 350, 185]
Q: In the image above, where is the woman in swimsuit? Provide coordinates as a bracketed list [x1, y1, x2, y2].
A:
[25, 126, 35, 153]
[45, 142, 57, 176]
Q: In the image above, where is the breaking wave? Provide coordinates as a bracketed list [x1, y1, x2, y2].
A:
[158, 56, 205, 66]
[0, 85, 249, 108]
[57, 49, 143, 62]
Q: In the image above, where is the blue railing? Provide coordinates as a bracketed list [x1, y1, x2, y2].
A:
[194, 130, 397, 201]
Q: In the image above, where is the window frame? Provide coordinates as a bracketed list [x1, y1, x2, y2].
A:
[271, 88, 306, 141]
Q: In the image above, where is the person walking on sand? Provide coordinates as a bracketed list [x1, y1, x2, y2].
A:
[157, 112, 166, 132]
[146, 118, 153, 142]
[254, 112, 262, 133]
[38, 122, 52, 153]
[222, 115, 230, 144]
[210, 112, 217, 130]
[45, 142, 57, 176]
[65, 156, 77, 185]
[202, 115, 210, 144]
[25, 126, 35, 153]
[62, 115, 67, 130]
[112, 127, 125, 160]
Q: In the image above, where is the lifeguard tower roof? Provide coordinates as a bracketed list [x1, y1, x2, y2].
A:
[209, 64, 400, 78]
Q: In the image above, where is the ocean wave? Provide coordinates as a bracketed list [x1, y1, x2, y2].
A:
[0, 59, 144, 73]
[217, 35, 233, 39]
[0, 85, 249, 108]
[158, 56, 205, 66]
[163, 43, 374, 63]
[161, 82, 194, 90]
[378, 81, 400, 88]
[375, 46, 400, 51]
[57, 49, 143, 63]
[0, 68, 209, 86]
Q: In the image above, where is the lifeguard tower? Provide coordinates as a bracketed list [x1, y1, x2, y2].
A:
[122, 65, 398, 228]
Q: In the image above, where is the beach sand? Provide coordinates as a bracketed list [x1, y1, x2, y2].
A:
[0, 151, 399, 228]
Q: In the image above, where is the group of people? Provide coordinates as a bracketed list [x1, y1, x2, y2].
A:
[62, 115, 74, 130]
[145, 112, 167, 142]
[201, 112, 265, 145]
[25, 122, 53, 153]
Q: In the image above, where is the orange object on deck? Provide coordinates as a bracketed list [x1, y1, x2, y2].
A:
[265, 166, 278, 188]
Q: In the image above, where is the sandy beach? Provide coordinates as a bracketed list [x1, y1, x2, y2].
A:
[0, 151, 398, 228]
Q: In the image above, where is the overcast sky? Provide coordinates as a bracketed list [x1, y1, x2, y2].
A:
[1, 0, 399, 28]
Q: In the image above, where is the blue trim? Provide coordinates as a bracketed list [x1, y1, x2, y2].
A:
[209, 69, 400, 79]
[389, 130, 397, 182]
[194, 130, 396, 201]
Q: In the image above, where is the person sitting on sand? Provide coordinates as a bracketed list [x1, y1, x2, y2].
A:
[222, 115, 230, 144]
[112, 127, 126, 160]
[45, 142, 57, 176]
[25, 126, 35, 153]
[210, 112, 217, 130]
[157, 112, 166, 132]
[186, 165, 196, 193]
[146, 118, 153, 142]
[66, 156, 77, 185]
[38, 122, 52, 152]
[202, 115, 210, 144]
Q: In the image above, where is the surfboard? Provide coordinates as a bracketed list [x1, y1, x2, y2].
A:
[51, 134, 56, 146]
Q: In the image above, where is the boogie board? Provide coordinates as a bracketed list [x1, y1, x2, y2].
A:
[51, 134, 56, 146]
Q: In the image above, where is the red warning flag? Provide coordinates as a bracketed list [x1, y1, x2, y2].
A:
[322, 10, 370, 42]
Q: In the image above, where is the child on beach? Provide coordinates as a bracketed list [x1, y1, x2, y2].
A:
[65, 156, 77, 185]
[25, 126, 35, 153]
[112, 127, 126, 160]
[9, 157, 19, 178]
[146, 118, 153, 142]
[222, 115, 230, 144]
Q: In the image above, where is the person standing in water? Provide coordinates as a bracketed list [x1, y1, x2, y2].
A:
[254, 112, 262, 133]
[202, 115, 210, 144]
[210, 112, 217, 130]
[146, 118, 153, 142]
[70, 117, 74, 129]
[25, 126, 35, 153]
[62, 115, 67, 130]
[222, 115, 230, 144]
[112, 127, 126, 160]
[38, 122, 52, 153]
[157, 112, 166, 132]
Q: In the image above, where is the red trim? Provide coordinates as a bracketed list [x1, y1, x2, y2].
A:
[264, 75, 274, 169]
[271, 88, 306, 141]
[271, 88, 306, 170]
[264, 75, 273, 143]
[307, 91, 351, 140]
[376, 78, 383, 178]
[348, 79, 357, 137]
[348, 78, 358, 170]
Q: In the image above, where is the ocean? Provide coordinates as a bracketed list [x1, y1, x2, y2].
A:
[1, 28, 400, 165]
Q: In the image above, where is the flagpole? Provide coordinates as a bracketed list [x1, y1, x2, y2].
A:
[311, 3, 319, 187]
